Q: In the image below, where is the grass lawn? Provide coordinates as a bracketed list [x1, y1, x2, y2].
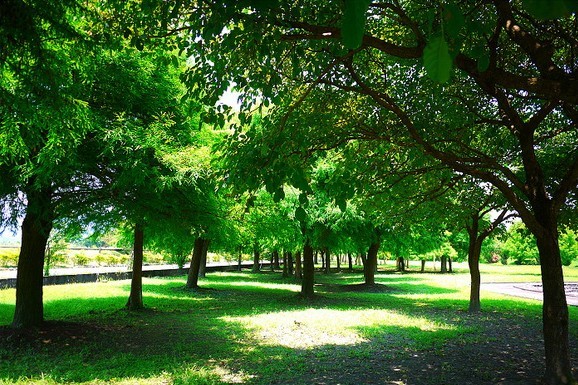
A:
[0, 264, 577, 385]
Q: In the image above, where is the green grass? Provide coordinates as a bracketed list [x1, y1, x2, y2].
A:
[0, 264, 577, 384]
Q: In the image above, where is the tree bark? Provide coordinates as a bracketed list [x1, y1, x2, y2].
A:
[324, 248, 330, 274]
[281, 251, 288, 278]
[287, 251, 294, 275]
[186, 237, 205, 289]
[364, 241, 380, 285]
[12, 188, 54, 329]
[535, 217, 573, 385]
[294, 251, 302, 279]
[348, 252, 353, 271]
[237, 247, 242, 271]
[126, 222, 145, 311]
[252, 245, 260, 273]
[420, 259, 426, 273]
[440, 255, 448, 274]
[467, 231, 483, 313]
[198, 238, 209, 278]
[301, 241, 315, 298]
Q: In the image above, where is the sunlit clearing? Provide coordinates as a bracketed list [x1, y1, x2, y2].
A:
[218, 281, 300, 292]
[223, 308, 455, 349]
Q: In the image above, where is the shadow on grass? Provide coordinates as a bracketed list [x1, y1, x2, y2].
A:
[0, 271, 570, 385]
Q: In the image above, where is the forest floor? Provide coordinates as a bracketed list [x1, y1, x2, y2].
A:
[0, 267, 577, 385]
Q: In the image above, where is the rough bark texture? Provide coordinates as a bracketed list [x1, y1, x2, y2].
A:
[186, 237, 205, 289]
[12, 188, 53, 329]
[301, 241, 315, 298]
[536, 220, 573, 385]
[364, 241, 380, 285]
[126, 223, 144, 311]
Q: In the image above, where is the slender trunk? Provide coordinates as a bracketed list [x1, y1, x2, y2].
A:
[12, 188, 53, 328]
[535, 220, 572, 385]
[252, 245, 260, 273]
[448, 257, 453, 273]
[198, 239, 209, 278]
[237, 247, 242, 271]
[467, 233, 483, 313]
[348, 252, 353, 271]
[282, 251, 288, 278]
[336, 253, 341, 270]
[186, 237, 205, 289]
[420, 259, 426, 273]
[324, 248, 330, 274]
[274, 250, 281, 269]
[295, 251, 302, 279]
[126, 223, 144, 311]
[270, 252, 275, 271]
[301, 241, 315, 298]
[364, 241, 380, 285]
[288, 251, 294, 275]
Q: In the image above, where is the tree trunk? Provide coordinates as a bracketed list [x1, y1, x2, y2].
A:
[12, 188, 53, 329]
[448, 257, 453, 273]
[535, 221, 573, 385]
[468, 235, 483, 313]
[301, 241, 315, 298]
[186, 237, 205, 289]
[288, 251, 294, 275]
[324, 248, 330, 274]
[237, 247, 242, 271]
[440, 255, 448, 274]
[282, 251, 288, 278]
[396, 257, 405, 272]
[252, 245, 260, 273]
[364, 241, 380, 285]
[295, 251, 302, 279]
[274, 250, 280, 269]
[420, 259, 426, 272]
[198, 239, 209, 278]
[348, 252, 353, 271]
[336, 253, 341, 270]
[126, 223, 145, 311]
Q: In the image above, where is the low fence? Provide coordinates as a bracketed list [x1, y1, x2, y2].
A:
[0, 262, 267, 289]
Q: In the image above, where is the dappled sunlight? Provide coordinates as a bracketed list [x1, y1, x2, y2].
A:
[223, 308, 457, 349]
[214, 280, 301, 293]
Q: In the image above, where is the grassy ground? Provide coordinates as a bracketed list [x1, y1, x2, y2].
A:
[0, 264, 577, 385]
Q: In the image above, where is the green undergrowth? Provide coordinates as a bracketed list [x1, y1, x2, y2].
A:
[0, 266, 576, 384]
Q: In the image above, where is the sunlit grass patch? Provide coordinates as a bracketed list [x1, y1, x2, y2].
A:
[223, 308, 460, 350]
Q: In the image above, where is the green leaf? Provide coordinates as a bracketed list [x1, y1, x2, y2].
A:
[423, 36, 452, 83]
[522, 0, 571, 19]
[342, 0, 372, 49]
[443, 2, 464, 38]
[295, 207, 307, 222]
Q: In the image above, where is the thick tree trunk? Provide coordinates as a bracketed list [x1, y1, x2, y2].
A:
[301, 241, 315, 298]
[252, 246, 260, 273]
[440, 255, 448, 274]
[535, 223, 573, 385]
[12, 189, 53, 329]
[198, 239, 209, 278]
[364, 241, 380, 285]
[126, 223, 145, 311]
[295, 251, 302, 279]
[396, 257, 405, 272]
[186, 237, 205, 289]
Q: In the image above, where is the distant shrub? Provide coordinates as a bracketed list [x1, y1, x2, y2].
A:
[144, 251, 164, 265]
[0, 248, 19, 267]
[73, 253, 90, 266]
